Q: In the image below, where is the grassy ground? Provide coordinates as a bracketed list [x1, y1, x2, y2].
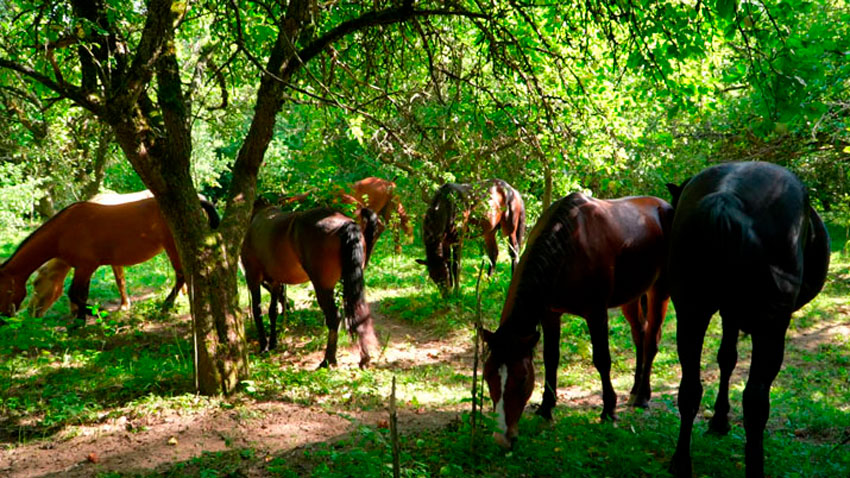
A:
[1, 224, 848, 477]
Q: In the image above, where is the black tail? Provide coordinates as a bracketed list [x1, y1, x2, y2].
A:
[796, 205, 830, 309]
[338, 221, 371, 340]
[200, 199, 221, 229]
[358, 207, 383, 267]
[699, 192, 754, 268]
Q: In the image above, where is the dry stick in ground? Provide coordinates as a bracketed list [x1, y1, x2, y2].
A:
[471, 259, 487, 456]
[390, 376, 400, 478]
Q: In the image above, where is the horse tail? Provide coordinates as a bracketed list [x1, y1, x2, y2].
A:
[200, 199, 221, 229]
[699, 192, 755, 268]
[358, 207, 382, 267]
[516, 192, 527, 248]
[796, 205, 830, 309]
[338, 221, 372, 340]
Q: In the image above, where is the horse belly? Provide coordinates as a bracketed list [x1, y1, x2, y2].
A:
[266, 247, 310, 285]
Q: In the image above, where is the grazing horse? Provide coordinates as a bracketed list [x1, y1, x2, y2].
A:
[31, 190, 153, 316]
[667, 162, 829, 478]
[416, 179, 525, 293]
[240, 201, 380, 367]
[481, 193, 673, 448]
[0, 194, 219, 323]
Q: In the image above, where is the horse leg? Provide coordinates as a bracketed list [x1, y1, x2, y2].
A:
[507, 232, 519, 273]
[483, 231, 498, 276]
[742, 320, 789, 478]
[68, 266, 97, 329]
[112, 266, 131, 311]
[709, 315, 739, 435]
[267, 283, 282, 351]
[670, 309, 713, 478]
[315, 287, 341, 368]
[621, 298, 646, 406]
[634, 289, 670, 407]
[162, 244, 184, 310]
[247, 277, 268, 353]
[536, 310, 562, 421]
[451, 243, 462, 293]
[586, 309, 617, 421]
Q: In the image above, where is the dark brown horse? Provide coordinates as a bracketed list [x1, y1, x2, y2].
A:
[0, 195, 219, 323]
[481, 193, 672, 448]
[416, 179, 525, 293]
[666, 162, 829, 478]
[240, 201, 380, 367]
[279, 176, 408, 250]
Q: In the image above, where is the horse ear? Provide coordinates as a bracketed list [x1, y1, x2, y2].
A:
[480, 328, 496, 345]
[415, 258, 428, 266]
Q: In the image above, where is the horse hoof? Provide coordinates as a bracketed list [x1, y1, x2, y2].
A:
[534, 404, 554, 421]
[708, 417, 731, 435]
[627, 394, 650, 408]
[492, 432, 513, 450]
[316, 359, 336, 370]
[600, 410, 618, 422]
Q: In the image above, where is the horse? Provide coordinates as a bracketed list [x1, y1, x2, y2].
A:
[666, 162, 830, 478]
[416, 179, 525, 293]
[480, 193, 673, 448]
[30, 190, 154, 317]
[240, 200, 380, 367]
[0, 194, 220, 324]
[342, 177, 412, 250]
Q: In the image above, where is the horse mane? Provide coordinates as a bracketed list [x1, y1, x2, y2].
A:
[1, 202, 81, 268]
[505, 194, 584, 323]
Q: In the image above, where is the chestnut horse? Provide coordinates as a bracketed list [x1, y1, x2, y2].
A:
[481, 193, 672, 448]
[241, 201, 380, 367]
[0, 195, 219, 323]
[31, 190, 153, 316]
[342, 177, 411, 248]
[666, 162, 829, 478]
[416, 179, 525, 293]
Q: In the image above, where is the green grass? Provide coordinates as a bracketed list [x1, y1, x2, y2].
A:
[1, 225, 848, 477]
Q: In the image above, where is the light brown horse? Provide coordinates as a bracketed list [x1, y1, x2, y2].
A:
[241, 201, 380, 367]
[343, 177, 411, 247]
[0, 194, 219, 324]
[30, 191, 156, 317]
[417, 179, 526, 293]
[481, 193, 672, 448]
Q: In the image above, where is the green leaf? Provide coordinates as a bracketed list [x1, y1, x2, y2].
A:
[716, 0, 737, 21]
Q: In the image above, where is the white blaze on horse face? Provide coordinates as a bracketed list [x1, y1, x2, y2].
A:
[495, 364, 508, 433]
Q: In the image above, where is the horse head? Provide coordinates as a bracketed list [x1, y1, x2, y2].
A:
[481, 327, 540, 449]
[0, 270, 26, 318]
[415, 246, 452, 293]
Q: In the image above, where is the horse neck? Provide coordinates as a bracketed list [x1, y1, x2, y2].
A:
[497, 282, 541, 336]
[1, 221, 60, 280]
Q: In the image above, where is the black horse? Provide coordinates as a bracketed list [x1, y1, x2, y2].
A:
[417, 179, 525, 293]
[666, 162, 830, 478]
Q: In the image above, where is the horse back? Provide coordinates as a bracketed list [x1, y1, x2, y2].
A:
[669, 162, 820, 318]
[54, 199, 171, 266]
[505, 193, 670, 319]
